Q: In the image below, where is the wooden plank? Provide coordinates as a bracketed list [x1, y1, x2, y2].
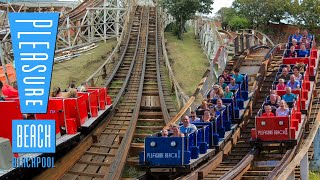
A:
[105, 127, 127, 130]
[85, 151, 116, 156]
[83, 146, 101, 174]
[141, 96, 146, 106]
[146, 96, 151, 107]
[101, 131, 125, 135]
[77, 176, 92, 180]
[77, 160, 111, 166]
[136, 125, 163, 129]
[198, 152, 224, 179]
[155, 96, 160, 107]
[67, 170, 105, 178]
[91, 144, 119, 149]
[60, 174, 78, 180]
[150, 96, 155, 107]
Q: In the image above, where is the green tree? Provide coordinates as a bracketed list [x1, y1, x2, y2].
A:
[161, 0, 214, 40]
[229, 16, 250, 31]
[216, 7, 236, 30]
[232, 0, 290, 29]
[289, 0, 320, 30]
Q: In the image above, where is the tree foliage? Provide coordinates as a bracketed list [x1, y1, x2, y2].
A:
[289, 0, 320, 30]
[229, 16, 250, 31]
[162, 0, 214, 40]
[215, 7, 236, 30]
[232, 0, 290, 29]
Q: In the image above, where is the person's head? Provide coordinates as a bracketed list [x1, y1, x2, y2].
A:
[225, 85, 230, 92]
[213, 84, 220, 92]
[282, 67, 288, 76]
[302, 30, 308, 36]
[230, 77, 235, 84]
[270, 89, 277, 95]
[279, 78, 285, 85]
[169, 124, 174, 132]
[279, 100, 288, 109]
[290, 45, 295, 52]
[234, 68, 240, 75]
[190, 111, 197, 120]
[264, 105, 272, 114]
[290, 75, 295, 82]
[219, 77, 225, 84]
[300, 43, 306, 51]
[81, 82, 88, 86]
[223, 70, 229, 77]
[292, 39, 297, 45]
[171, 124, 180, 135]
[67, 89, 77, 98]
[270, 94, 277, 103]
[204, 110, 210, 116]
[202, 100, 207, 107]
[301, 36, 307, 43]
[203, 110, 211, 121]
[295, 30, 300, 35]
[51, 87, 61, 97]
[286, 87, 292, 94]
[181, 115, 190, 126]
[69, 82, 76, 89]
[217, 99, 223, 107]
[161, 128, 168, 137]
[293, 66, 300, 75]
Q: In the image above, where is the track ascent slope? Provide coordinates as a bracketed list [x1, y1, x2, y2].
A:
[58, 5, 174, 179]
[203, 48, 277, 180]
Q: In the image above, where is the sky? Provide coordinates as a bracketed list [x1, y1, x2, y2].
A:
[211, 0, 234, 16]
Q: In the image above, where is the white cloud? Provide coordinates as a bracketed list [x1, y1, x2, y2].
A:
[211, 0, 234, 15]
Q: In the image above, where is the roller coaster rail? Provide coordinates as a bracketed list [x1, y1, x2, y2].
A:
[277, 116, 320, 180]
[85, 0, 137, 87]
[195, 17, 275, 106]
[0, 0, 130, 64]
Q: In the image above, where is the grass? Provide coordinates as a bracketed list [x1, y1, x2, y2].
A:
[50, 39, 117, 90]
[132, 138, 145, 143]
[165, 29, 210, 96]
[310, 171, 320, 180]
[137, 121, 163, 126]
[122, 165, 145, 178]
[109, 80, 124, 88]
[135, 129, 155, 134]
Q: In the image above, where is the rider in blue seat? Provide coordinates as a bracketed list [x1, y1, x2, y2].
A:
[292, 30, 302, 42]
[232, 68, 244, 83]
[227, 77, 239, 90]
[180, 116, 197, 134]
[298, 44, 309, 57]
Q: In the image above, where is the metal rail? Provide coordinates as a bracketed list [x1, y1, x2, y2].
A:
[61, 6, 146, 178]
[155, 7, 170, 124]
[34, 6, 178, 179]
[106, 7, 150, 179]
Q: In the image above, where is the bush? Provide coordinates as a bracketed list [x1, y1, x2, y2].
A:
[229, 16, 250, 31]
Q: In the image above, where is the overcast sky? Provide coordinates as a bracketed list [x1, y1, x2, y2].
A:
[211, 0, 234, 16]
